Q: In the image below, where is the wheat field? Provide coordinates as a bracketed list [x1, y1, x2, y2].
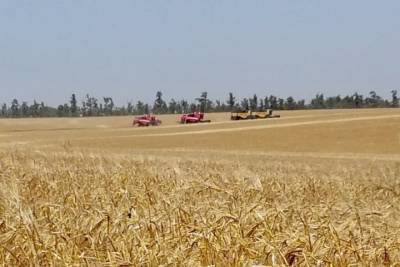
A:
[1, 109, 400, 266]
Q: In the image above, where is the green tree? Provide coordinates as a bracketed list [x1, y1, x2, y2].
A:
[297, 99, 305, 109]
[326, 96, 340, 109]
[127, 102, 134, 114]
[196, 92, 209, 113]
[311, 94, 325, 109]
[180, 100, 188, 113]
[189, 103, 197, 112]
[258, 99, 264, 110]
[391, 90, 399, 107]
[39, 102, 47, 117]
[227, 92, 236, 111]
[352, 93, 363, 108]
[144, 104, 150, 114]
[365, 91, 382, 107]
[30, 100, 40, 117]
[63, 103, 70, 116]
[240, 98, 249, 110]
[153, 91, 167, 114]
[57, 105, 64, 117]
[341, 95, 354, 108]
[1, 103, 7, 117]
[285, 96, 296, 110]
[168, 99, 177, 114]
[84, 94, 99, 116]
[277, 98, 284, 110]
[249, 94, 258, 110]
[136, 101, 145, 115]
[21, 101, 29, 117]
[103, 97, 114, 115]
[11, 99, 19, 117]
[268, 95, 277, 109]
[264, 96, 270, 109]
[70, 93, 78, 116]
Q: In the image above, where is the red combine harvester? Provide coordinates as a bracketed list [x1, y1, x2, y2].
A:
[180, 112, 211, 124]
[132, 114, 162, 127]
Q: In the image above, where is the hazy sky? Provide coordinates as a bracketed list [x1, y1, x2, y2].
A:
[1, 1, 399, 106]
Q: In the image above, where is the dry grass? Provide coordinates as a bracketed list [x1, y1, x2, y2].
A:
[1, 109, 400, 265]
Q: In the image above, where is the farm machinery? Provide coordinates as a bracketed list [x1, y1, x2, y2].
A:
[132, 114, 162, 127]
[180, 112, 211, 124]
[231, 109, 280, 120]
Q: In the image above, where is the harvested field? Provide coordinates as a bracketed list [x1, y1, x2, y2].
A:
[1, 109, 400, 265]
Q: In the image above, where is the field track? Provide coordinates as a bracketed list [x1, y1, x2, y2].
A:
[138, 113, 400, 137]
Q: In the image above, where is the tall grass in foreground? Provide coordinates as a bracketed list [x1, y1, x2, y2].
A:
[0, 150, 399, 266]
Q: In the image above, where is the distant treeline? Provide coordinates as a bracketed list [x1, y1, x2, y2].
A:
[0, 90, 398, 118]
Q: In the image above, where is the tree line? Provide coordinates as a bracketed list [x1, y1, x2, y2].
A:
[0, 90, 398, 118]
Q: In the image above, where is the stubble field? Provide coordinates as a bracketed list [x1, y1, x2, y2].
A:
[1, 109, 400, 266]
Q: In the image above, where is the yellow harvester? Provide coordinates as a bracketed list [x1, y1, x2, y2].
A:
[230, 109, 280, 120]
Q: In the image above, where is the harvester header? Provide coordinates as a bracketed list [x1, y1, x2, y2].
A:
[231, 109, 280, 120]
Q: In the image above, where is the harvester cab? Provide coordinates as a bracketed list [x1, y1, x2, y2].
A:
[180, 112, 211, 124]
[132, 114, 162, 127]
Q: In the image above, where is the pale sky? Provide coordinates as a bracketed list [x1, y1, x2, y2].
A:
[0, 1, 399, 106]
